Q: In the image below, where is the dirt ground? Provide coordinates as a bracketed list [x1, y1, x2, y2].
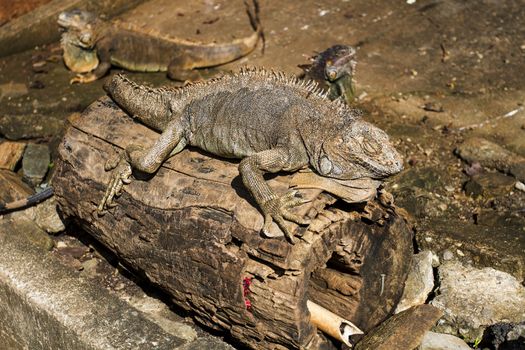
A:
[0, 0, 524, 345]
[0, 0, 52, 26]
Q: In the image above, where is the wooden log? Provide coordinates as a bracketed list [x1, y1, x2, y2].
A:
[51, 97, 413, 350]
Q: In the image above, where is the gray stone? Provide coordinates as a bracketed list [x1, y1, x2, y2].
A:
[418, 331, 471, 350]
[395, 251, 435, 313]
[442, 250, 454, 261]
[0, 219, 200, 350]
[22, 143, 50, 186]
[181, 337, 235, 350]
[32, 197, 66, 234]
[126, 294, 197, 342]
[431, 261, 525, 343]
[456, 137, 525, 181]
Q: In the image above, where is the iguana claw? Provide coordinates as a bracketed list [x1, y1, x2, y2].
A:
[261, 190, 310, 244]
[70, 73, 97, 84]
[97, 158, 132, 213]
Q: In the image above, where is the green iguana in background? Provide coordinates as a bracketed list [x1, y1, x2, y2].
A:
[98, 68, 403, 243]
[300, 45, 357, 104]
[58, 0, 264, 83]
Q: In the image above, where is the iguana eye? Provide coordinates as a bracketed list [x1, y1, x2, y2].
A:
[362, 139, 381, 155]
[319, 156, 333, 175]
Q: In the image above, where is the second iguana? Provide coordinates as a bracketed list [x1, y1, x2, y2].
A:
[58, 0, 264, 83]
[300, 45, 357, 104]
[98, 68, 403, 243]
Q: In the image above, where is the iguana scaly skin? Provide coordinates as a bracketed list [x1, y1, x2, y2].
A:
[300, 45, 357, 104]
[98, 68, 403, 243]
[58, 0, 263, 83]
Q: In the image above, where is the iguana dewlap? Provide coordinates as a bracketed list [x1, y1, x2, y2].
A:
[98, 68, 403, 243]
[57, 0, 263, 83]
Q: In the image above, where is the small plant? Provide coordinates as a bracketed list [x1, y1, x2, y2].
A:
[473, 336, 482, 348]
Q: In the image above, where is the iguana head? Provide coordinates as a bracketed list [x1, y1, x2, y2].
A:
[58, 10, 100, 49]
[312, 119, 403, 180]
[58, 10, 102, 73]
[301, 45, 357, 102]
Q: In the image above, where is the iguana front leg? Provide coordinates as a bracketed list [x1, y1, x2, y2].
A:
[239, 148, 310, 244]
[98, 118, 186, 212]
[71, 44, 112, 84]
[71, 62, 111, 84]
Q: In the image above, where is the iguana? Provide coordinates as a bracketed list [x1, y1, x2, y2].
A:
[300, 45, 357, 104]
[98, 68, 403, 243]
[57, 0, 264, 83]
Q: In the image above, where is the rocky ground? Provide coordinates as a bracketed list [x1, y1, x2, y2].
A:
[0, 0, 524, 349]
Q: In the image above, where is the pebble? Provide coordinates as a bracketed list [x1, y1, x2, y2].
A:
[515, 181, 525, 192]
[442, 250, 454, 261]
[22, 144, 50, 186]
[419, 331, 471, 350]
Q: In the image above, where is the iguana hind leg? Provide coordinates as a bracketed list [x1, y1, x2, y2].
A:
[98, 118, 186, 212]
[239, 148, 309, 244]
[167, 54, 203, 82]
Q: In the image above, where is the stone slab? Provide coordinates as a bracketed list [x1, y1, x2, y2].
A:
[0, 218, 232, 350]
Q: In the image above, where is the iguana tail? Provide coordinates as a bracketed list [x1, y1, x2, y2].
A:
[182, 0, 264, 70]
[104, 74, 173, 132]
[0, 187, 54, 214]
[245, 0, 265, 53]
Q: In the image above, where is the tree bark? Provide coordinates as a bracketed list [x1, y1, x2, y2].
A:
[52, 97, 413, 350]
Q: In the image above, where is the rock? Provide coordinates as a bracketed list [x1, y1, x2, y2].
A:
[80, 258, 99, 277]
[418, 331, 471, 350]
[22, 143, 50, 186]
[479, 322, 525, 350]
[0, 141, 25, 170]
[463, 172, 516, 198]
[395, 251, 435, 313]
[431, 261, 525, 343]
[0, 82, 28, 100]
[32, 198, 65, 234]
[355, 305, 443, 350]
[456, 137, 525, 182]
[442, 250, 454, 261]
[180, 337, 235, 350]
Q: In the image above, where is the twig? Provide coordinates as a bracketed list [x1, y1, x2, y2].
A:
[458, 106, 524, 131]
